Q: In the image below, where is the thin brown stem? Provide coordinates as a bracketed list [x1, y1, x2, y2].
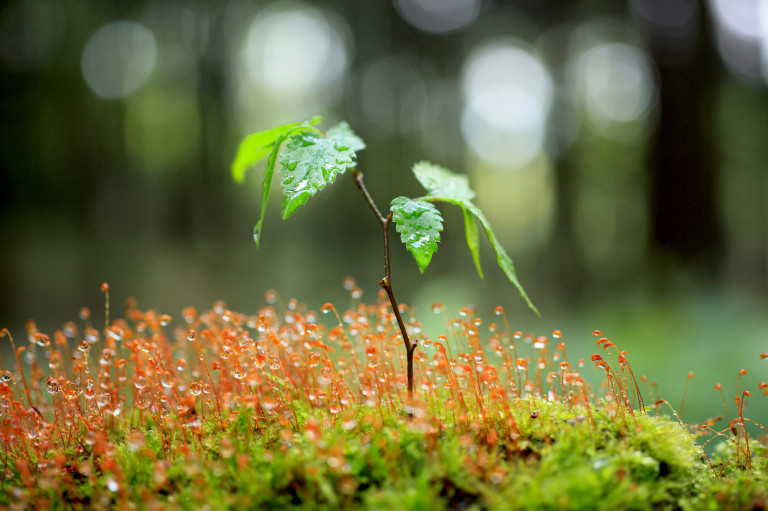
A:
[352, 170, 416, 398]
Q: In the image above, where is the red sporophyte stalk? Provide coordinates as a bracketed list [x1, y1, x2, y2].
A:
[680, 371, 694, 419]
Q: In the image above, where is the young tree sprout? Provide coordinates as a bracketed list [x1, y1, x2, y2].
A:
[231, 116, 539, 397]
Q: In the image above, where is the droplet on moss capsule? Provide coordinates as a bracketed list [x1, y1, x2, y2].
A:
[321, 303, 334, 314]
[134, 376, 148, 389]
[269, 357, 281, 370]
[46, 377, 60, 395]
[97, 393, 111, 408]
[342, 276, 356, 291]
[431, 303, 443, 314]
[186, 330, 196, 343]
[189, 381, 202, 396]
[160, 372, 174, 388]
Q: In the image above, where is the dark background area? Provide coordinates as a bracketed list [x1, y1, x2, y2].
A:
[1, 0, 767, 425]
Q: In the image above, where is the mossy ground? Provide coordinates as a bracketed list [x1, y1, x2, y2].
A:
[6, 398, 766, 510]
[0, 289, 766, 509]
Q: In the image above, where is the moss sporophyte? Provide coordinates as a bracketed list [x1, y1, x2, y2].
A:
[1, 118, 767, 508]
[1, 288, 767, 509]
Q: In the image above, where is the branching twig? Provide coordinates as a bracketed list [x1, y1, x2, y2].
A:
[352, 170, 417, 398]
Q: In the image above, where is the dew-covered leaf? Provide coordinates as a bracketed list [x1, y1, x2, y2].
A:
[412, 161, 475, 201]
[390, 197, 443, 273]
[427, 196, 539, 316]
[279, 122, 365, 219]
[231, 115, 323, 247]
[231, 115, 322, 184]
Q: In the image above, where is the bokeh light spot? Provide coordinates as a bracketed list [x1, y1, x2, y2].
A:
[573, 43, 656, 140]
[395, 0, 481, 34]
[460, 40, 553, 169]
[81, 21, 157, 99]
[709, 0, 768, 83]
[241, 3, 349, 96]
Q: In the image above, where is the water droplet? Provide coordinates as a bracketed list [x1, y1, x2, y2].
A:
[269, 357, 281, 371]
[232, 367, 246, 380]
[2, 370, 12, 382]
[159, 314, 172, 326]
[189, 381, 203, 396]
[46, 377, 60, 395]
[160, 372, 174, 388]
[84, 379, 95, 399]
[97, 393, 111, 408]
[308, 352, 323, 368]
[107, 478, 119, 492]
[186, 330, 196, 343]
[287, 160, 298, 170]
[134, 376, 148, 389]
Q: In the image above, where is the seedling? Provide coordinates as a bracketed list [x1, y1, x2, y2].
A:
[231, 116, 538, 397]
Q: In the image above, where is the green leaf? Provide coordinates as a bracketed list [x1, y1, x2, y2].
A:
[279, 122, 365, 219]
[390, 197, 443, 273]
[231, 116, 322, 184]
[231, 116, 322, 247]
[462, 206, 483, 280]
[427, 196, 539, 316]
[412, 161, 475, 201]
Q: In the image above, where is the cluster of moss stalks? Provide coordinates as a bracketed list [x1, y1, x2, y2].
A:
[0, 284, 766, 510]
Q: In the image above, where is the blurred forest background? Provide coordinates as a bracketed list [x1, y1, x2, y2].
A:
[1, 0, 767, 425]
